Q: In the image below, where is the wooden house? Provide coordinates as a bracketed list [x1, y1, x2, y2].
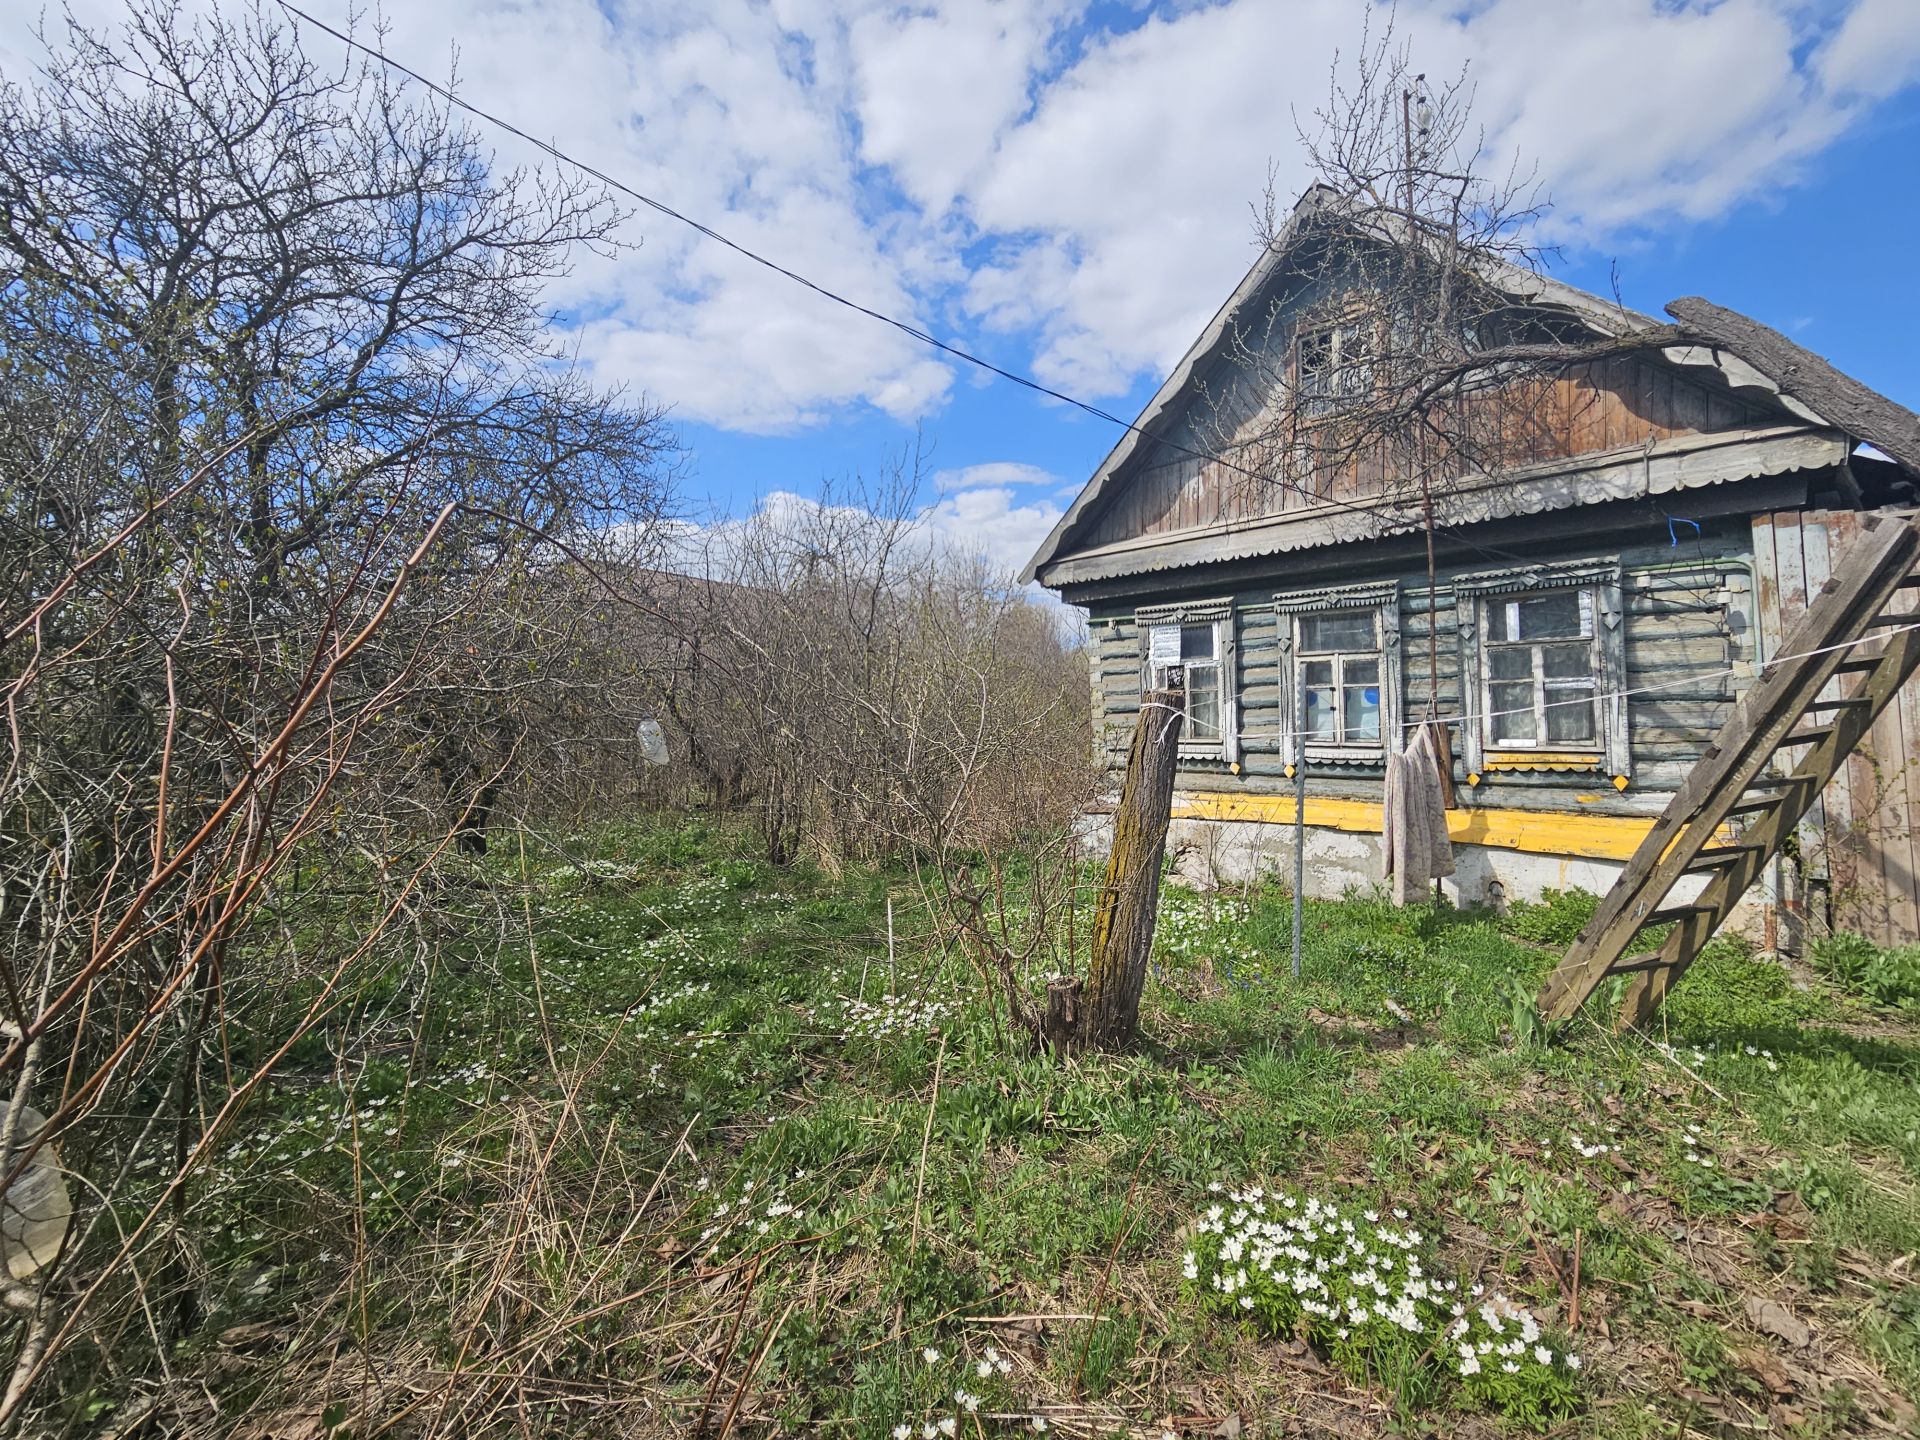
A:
[1022, 186, 1920, 947]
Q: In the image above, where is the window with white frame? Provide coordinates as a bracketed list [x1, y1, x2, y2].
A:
[1295, 318, 1376, 420]
[1138, 602, 1235, 760]
[1275, 582, 1400, 763]
[1456, 563, 1630, 786]
[1483, 590, 1600, 747]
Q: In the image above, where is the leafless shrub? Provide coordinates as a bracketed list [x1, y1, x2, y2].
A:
[0, 1, 675, 1422]
[649, 448, 1092, 870]
[1198, 11, 1686, 706]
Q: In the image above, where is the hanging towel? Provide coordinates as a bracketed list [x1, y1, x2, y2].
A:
[1382, 721, 1456, 906]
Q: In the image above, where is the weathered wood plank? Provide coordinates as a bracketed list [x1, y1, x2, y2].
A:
[1540, 513, 1920, 1024]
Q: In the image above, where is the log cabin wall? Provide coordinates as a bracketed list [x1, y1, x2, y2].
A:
[1087, 519, 1758, 820]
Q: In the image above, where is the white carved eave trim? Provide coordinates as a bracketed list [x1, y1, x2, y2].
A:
[1042, 425, 1845, 587]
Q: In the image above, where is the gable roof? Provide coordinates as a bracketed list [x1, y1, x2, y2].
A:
[1021, 187, 1920, 588]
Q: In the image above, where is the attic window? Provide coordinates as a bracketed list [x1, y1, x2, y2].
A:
[1295, 319, 1375, 419]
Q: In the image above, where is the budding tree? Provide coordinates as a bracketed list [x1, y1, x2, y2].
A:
[1200, 16, 1689, 720]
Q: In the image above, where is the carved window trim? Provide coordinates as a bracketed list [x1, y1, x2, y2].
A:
[1454, 561, 1630, 788]
[1136, 598, 1238, 764]
[1274, 580, 1401, 770]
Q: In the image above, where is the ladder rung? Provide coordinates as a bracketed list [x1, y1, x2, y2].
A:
[1806, 696, 1872, 711]
[1687, 844, 1764, 870]
[1745, 772, 1814, 788]
[1833, 658, 1880, 674]
[1780, 726, 1835, 746]
[1864, 613, 1920, 627]
[1608, 952, 1670, 976]
[1897, 575, 1920, 588]
[1645, 903, 1718, 927]
[1724, 798, 1779, 816]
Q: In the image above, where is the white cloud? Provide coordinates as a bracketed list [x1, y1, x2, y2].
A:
[919, 475, 1065, 575]
[0, 0, 961, 435]
[2, 0, 1914, 438]
[849, 0, 1076, 215]
[668, 468, 1062, 585]
[954, 0, 1920, 398]
[1818, 0, 1920, 101]
[929, 459, 1057, 494]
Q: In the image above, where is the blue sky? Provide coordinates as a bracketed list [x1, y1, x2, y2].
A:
[686, 45, 1920, 576]
[7, 0, 1918, 577]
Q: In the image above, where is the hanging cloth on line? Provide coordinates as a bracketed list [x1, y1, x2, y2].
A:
[1382, 720, 1456, 906]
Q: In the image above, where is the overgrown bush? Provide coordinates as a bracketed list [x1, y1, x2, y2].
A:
[1811, 932, 1881, 992]
[1499, 888, 1600, 947]
[1810, 933, 1920, 1010]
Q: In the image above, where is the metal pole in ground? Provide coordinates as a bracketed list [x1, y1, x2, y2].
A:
[1292, 688, 1306, 980]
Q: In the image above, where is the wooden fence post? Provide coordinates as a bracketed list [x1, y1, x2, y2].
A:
[1077, 681, 1185, 1049]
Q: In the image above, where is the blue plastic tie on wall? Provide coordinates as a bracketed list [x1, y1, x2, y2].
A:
[1668, 516, 1702, 547]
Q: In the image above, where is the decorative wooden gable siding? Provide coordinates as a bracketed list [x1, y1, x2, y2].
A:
[1755, 510, 1920, 944]
[1079, 353, 1776, 552]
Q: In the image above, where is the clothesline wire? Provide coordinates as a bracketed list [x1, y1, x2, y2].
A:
[1391, 615, 1920, 740]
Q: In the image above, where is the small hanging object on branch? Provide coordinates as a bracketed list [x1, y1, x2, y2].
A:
[1, 1104, 72, 1283]
[1383, 719, 1455, 907]
[637, 718, 670, 767]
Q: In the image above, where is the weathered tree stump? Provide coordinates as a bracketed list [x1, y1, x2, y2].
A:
[1077, 682, 1184, 1050]
[1040, 975, 1080, 1057]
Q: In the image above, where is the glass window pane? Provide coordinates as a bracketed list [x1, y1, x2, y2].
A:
[1302, 683, 1336, 738]
[1541, 642, 1591, 681]
[1344, 657, 1379, 685]
[1489, 681, 1534, 742]
[1187, 665, 1220, 740]
[1303, 659, 1333, 687]
[1298, 611, 1375, 652]
[1335, 323, 1373, 398]
[1489, 646, 1533, 680]
[1546, 693, 1596, 744]
[1487, 600, 1514, 643]
[1181, 623, 1216, 661]
[1298, 327, 1334, 398]
[1342, 679, 1381, 742]
[1514, 590, 1586, 640]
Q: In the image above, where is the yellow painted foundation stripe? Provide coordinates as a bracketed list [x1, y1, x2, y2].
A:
[1169, 791, 1699, 863]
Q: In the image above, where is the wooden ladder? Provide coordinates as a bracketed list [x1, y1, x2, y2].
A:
[1537, 512, 1920, 1030]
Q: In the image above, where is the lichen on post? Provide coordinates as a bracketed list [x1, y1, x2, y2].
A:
[1074, 680, 1185, 1050]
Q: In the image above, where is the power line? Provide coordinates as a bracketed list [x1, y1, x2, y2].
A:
[275, 0, 1549, 568]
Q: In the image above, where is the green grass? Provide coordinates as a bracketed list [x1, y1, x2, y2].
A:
[149, 822, 1920, 1438]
